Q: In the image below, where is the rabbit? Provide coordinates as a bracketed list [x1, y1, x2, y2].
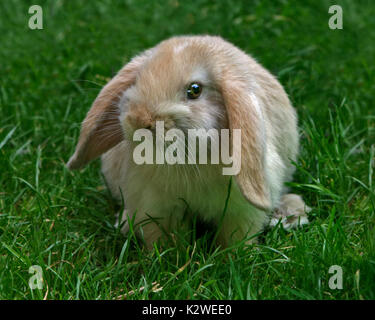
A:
[67, 35, 310, 248]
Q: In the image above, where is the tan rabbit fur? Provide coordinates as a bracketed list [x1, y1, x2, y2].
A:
[68, 35, 310, 248]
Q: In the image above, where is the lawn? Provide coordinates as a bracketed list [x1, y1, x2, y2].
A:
[0, 0, 374, 299]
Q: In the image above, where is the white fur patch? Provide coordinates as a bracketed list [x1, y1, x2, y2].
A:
[155, 103, 191, 118]
[173, 42, 189, 54]
[190, 66, 210, 85]
[249, 92, 263, 121]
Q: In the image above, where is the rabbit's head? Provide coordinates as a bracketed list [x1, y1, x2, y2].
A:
[67, 36, 271, 210]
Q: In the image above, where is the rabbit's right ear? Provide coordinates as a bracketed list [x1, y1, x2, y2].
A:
[220, 78, 271, 211]
[67, 53, 148, 170]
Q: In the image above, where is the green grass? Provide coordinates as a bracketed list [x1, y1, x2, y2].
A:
[0, 0, 374, 300]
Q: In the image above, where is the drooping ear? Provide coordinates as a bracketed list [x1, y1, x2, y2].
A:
[67, 54, 148, 170]
[220, 79, 271, 211]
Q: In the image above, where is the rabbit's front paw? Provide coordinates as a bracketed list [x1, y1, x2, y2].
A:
[270, 194, 311, 230]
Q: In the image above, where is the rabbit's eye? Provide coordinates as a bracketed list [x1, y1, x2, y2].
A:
[187, 82, 202, 99]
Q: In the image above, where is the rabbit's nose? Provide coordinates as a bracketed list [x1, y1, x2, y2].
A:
[126, 113, 153, 130]
[125, 105, 154, 130]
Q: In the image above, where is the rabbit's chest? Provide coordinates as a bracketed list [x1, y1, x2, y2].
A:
[134, 164, 251, 221]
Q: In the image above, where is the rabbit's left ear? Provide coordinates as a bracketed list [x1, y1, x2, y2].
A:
[220, 79, 271, 211]
[67, 54, 148, 170]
